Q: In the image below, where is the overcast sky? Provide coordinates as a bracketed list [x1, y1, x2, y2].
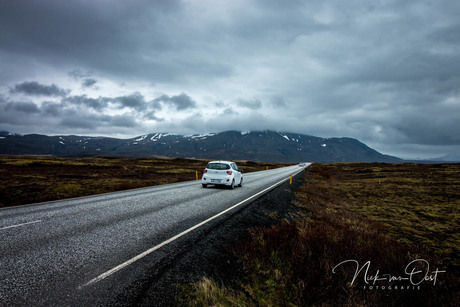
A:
[1, 0, 460, 159]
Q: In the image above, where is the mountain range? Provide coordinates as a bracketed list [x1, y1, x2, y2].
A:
[0, 130, 403, 163]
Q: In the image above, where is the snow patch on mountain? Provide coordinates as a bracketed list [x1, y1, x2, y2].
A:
[278, 132, 290, 141]
[134, 135, 148, 142]
[150, 133, 175, 142]
[184, 133, 216, 140]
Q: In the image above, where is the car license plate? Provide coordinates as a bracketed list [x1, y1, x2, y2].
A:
[211, 179, 220, 183]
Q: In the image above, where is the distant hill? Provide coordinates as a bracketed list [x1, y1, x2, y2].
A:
[430, 153, 460, 163]
[0, 130, 403, 163]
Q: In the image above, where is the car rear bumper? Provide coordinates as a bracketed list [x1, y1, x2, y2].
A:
[201, 175, 233, 186]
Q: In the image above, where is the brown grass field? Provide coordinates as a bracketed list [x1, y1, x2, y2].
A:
[184, 163, 459, 306]
[0, 156, 285, 208]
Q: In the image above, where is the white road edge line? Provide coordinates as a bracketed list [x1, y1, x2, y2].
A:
[80, 168, 305, 289]
[0, 220, 42, 231]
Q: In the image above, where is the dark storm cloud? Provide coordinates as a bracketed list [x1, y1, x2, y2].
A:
[5, 101, 40, 114]
[0, 91, 157, 135]
[347, 50, 460, 90]
[113, 92, 147, 111]
[0, 96, 41, 126]
[10, 81, 69, 97]
[430, 23, 460, 44]
[61, 92, 164, 121]
[389, 103, 460, 146]
[63, 92, 160, 114]
[0, 0, 230, 84]
[153, 93, 197, 110]
[64, 95, 108, 112]
[63, 92, 163, 123]
[82, 78, 97, 88]
[41, 101, 63, 116]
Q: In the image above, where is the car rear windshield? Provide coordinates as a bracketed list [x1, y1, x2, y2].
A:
[207, 163, 230, 170]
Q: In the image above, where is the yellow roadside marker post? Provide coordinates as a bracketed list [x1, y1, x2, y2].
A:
[196, 170, 199, 180]
[290, 175, 293, 184]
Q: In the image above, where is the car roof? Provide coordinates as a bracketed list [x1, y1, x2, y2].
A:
[208, 161, 233, 165]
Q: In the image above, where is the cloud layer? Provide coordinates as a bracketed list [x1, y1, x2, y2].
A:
[1, 0, 460, 159]
[10, 81, 69, 97]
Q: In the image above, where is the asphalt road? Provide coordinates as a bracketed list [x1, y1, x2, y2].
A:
[0, 164, 308, 306]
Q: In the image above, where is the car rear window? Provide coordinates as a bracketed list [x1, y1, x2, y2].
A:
[207, 163, 230, 170]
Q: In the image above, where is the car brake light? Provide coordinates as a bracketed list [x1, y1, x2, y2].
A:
[227, 170, 232, 175]
[204, 169, 207, 173]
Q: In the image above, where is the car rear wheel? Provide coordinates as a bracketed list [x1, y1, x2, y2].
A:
[229, 179, 235, 189]
[202, 184, 207, 188]
[238, 177, 243, 187]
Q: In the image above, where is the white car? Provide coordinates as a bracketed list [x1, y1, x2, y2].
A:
[201, 161, 243, 189]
